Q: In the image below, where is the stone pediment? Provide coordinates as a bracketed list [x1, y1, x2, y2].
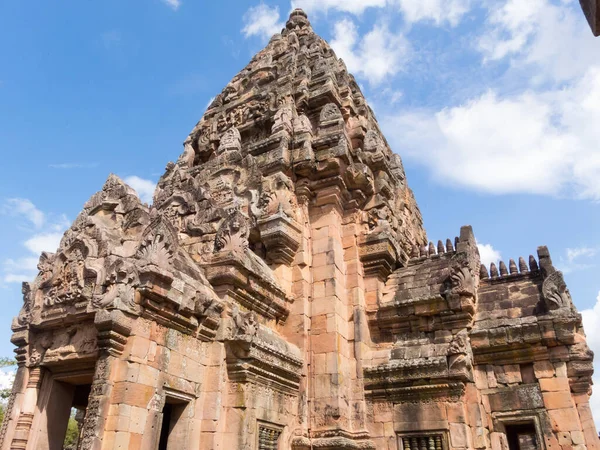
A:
[14, 175, 225, 341]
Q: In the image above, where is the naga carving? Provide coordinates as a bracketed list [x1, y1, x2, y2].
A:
[447, 260, 475, 298]
[542, 271, 573, 310]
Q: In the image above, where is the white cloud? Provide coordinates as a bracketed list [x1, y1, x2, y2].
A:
[1, 200, 70, 284]
[291, 0, 470, 25]
[3, 274, 31, 284]
[3, 198, 45, 229]
[162, 0, 181, 11]
[242, 4, 284, 41]
[124, 176, 156, 205]
[567, 247, 598, 263]
[291, 0, 386, 15]
[4, 257, 39, 274]
[477, 242, 502, 268]
[392, 0, 471, 26]
[330, 18, 409, 85]
[49, 163, 98, 169]
[557, 246, 598, 274]
[581, 291, 600, 430]
[380, 66, 600, 200]
[24, 233, 63, 255]
[479, 0, 597, 84]
[0, 367, 15, 393]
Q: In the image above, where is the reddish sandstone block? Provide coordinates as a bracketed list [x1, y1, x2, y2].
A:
[543, 392, 575, 410]
[311, 332, 338, 354]
[114, 431, 131, 449]
[129, 406, 147, 434]
[128, 433, 143, 450]
[533, 360, 555, 379]
[450, 423, 469, 448]
[548, 408, 582, 432]
[128, 336, 150, 360]
[111, 382, 155, 409]
[539, 377, 570, 392]
[446, 403, 466, 423]
[101, 431, 116, 450]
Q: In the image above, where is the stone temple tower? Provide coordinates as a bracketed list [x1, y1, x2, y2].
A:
[1, 9, 597, 450]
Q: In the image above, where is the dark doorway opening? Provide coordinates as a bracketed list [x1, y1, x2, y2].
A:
[157, 396, 188, 450]
[506, 422, 538, 450]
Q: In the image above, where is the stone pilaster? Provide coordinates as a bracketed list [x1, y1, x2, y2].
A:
[78, 310, 131, 450]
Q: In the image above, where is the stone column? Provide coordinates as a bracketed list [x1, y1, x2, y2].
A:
[308, 202, 353, 432]
[10, 366, 44, 450]
[0, 364, 27, 450]
[78, 310, 131, 450]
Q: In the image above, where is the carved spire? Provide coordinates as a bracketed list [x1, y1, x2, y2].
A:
[428, 241, 436, 256]
[490, 262, 499, 278]
[499, 261, 509, 276]
[529, 255, 539, 271]
[446, 238, 454, 253]
[509, 259, 518, 275]
[480, 264, 489, 280]
[437, 240, 445, 255]
[518, 257, 528, 273]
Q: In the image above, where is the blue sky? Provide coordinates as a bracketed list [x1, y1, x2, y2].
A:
[1, 0, 599, 418]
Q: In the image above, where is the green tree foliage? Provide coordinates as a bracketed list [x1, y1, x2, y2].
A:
[0, 357, 16, 401]
[0, 357, 17, 427]
[0, 358, 15, 368]
[63, 415, 80, 450]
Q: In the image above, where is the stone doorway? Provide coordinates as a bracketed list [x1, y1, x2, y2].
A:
[157, 391, 192, 450]
[35, 371, 93, 450]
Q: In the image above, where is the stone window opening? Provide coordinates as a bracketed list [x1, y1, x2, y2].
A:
[257, 421, 283, 450]
[505, 422, 538, 450]
[493, 413, 542, 450]
[157, 390, 193, 450]
[397, 432, 447, 450]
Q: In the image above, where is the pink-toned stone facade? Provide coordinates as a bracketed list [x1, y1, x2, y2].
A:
[0, 9, 596, 450]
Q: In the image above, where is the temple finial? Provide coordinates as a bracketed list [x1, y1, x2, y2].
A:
[480, 264, 489, 280]
[287, 8, 310, 29]
[518, 257, 528, 273]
